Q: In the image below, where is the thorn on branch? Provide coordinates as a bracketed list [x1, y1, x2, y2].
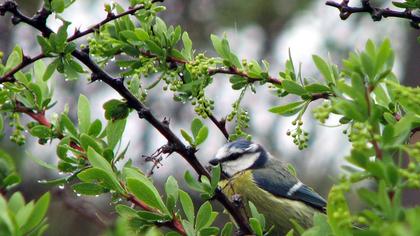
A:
[106, 12, 115, 20]
[137, 107, 150, 119]
[90, 73, 100, 82]
[11, 15, 20, 24]
[33, 6, 51, 25]
[162, 117, 170, 127]
[81, 45, 90, 54]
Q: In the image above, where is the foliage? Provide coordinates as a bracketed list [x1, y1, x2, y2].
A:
[0, 0, 419, 235]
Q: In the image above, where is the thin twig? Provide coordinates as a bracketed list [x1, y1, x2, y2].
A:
[326, 0, 420, 29]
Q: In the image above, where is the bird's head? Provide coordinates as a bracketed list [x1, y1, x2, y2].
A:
[209, 139, 269, 178]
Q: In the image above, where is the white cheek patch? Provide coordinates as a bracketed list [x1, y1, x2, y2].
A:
[215, 146, 229, 159]
[222, 153, 259, 177]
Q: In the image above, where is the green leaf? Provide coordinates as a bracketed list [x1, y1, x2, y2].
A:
[282, 80, 308, 96]
[249, 201, 265, 229]
[191, 118, 203, 138]
[210, 34, 224, 58]
[181, 129, 193, 145]
[145, 39, 164, 56]
[87, 147, 113, 173]
[249, 218, 263, 236]
[199, 227, 220, 236]
[127, 178, 168, 214]
[332, 98, 366, 122]
[72, 183, 106, 195]
[88, 119, 102, 137]
[29, 125, 51, 139]
[385, 163, 399, 187]
[60, 113, 78, 137]
[80, 134, 102, 154]
[128, 76, 141, 99]
[312, 55, 334, 84]
[115, 204, 138, 218]
[383, 112, 396, 125]
[184, 171, 204, 192]
[106, 118, 127, 150]
[221, 222, 234, 236]
[179, 190, 194, 223]
[27, 152, 56, 170]
[182, 32, 192, 60]
[165, 176, 179, 213]
[77, 167, 124, 193]
[304, 83, 331, 93]
[37, 36, 52, 55]
[182, 220, 195, 236]
[43, 58, 58, 81]
[137, 210, 168, 222]
[51, 0, 65, 13]
[194, 126, 208, 146]
[195, 201, 212, 230]
[21, 192, 50, 234]
[3, 173, 21, 187]
[134, 28, 149, 41]
[5, 46, 23, 70]
[16, 201, 34, 229]
[8, 192, 25, 212]
[269, 100, 306, 116]
[103, 99, 130, 121]
[210, 165, 221, 192]
[78, 95, 91, 134]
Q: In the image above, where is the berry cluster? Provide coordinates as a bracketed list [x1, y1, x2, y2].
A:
[134, 57, 159, 77]
[286, 119, 309, 150]
[227, 101, 251, 141]
[192, 91, 214, 119]
[162, 71, 182, 92]
[313, 101, 332, 124]
[185, 53, 216, 80]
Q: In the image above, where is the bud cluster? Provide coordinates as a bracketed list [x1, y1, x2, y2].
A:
[227, 101, 251, 141]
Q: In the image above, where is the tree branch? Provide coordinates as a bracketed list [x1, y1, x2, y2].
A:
[326, 0, 420, 29]
[0, 1, 253, 234]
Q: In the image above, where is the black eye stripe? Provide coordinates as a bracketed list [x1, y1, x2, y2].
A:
[218, 153, 242, 163]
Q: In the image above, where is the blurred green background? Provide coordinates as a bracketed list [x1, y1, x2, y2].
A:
[0, 0, 419, 235]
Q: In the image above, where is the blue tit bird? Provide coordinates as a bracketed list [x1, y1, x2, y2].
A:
[209, 139, 326, 235]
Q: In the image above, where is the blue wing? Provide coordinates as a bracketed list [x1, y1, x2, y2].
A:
[252, 167, 326, 212]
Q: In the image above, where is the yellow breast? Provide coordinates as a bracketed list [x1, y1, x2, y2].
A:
[219, 170, 317, 235]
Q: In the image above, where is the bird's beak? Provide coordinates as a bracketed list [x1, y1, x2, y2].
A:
[209, 158, 219, 166]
